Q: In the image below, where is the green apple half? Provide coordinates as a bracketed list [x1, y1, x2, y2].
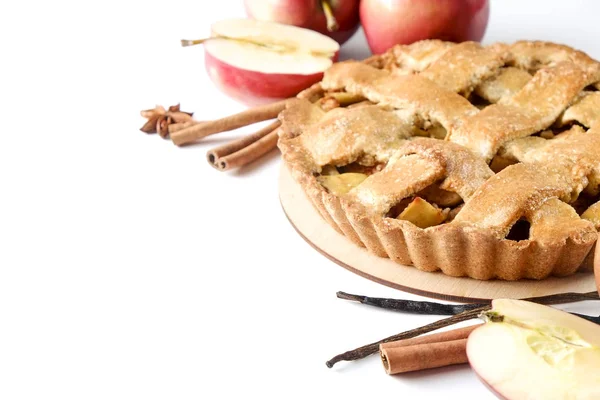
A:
[467, 299, 600, 399]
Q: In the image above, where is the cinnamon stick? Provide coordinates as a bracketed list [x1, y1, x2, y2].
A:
[379, 324, 480, 351]
[379, 325, 479, 374]
[168, 121, 198, 134]
[380, 339, 468, 375]
[170, 100, 288, 146]
[206, 121, 281, 171]
[201, 83, 324, 171]
[217, 130, 279, 171]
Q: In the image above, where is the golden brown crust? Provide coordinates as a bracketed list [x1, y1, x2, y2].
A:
[349, 153, 444, 215]
[501, 124, 600, 196]
[322, 62, 478, 130]
[448, 62, 589, 160]
[279, 40, 600, 281]
[399, 138, 494, 200]
[475, 67, 532, 103]
[559, 92, 600, 128]
[420, 42, 507, 95]
[280, 99, 414, 167]
[452, 163, 590, 238]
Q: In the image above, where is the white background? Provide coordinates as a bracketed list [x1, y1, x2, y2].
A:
[1, 0, 600, 399]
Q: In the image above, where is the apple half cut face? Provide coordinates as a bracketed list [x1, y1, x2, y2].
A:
[467, 299, 600, 400]
[204, 19, 339, 105]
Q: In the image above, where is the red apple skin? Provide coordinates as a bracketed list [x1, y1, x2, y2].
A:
[204, 50, 339, 106]
[244, 0, 360, 45]
[360, 0, 490, 54]
[244, 0, 316, 27]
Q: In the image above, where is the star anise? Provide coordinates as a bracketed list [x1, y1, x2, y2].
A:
[139, 104, 194, 139]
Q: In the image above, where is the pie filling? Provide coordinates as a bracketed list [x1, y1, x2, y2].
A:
[317, 162, 464, 228]
[316, 161, 384, 195]
[315, 140, 600, 234]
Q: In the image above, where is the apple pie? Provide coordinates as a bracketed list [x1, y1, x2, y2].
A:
[278, 40, 600, 280]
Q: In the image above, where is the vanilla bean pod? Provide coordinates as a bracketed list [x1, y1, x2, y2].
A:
[336, 291, 599, 316]
[336, 291, 481, 315]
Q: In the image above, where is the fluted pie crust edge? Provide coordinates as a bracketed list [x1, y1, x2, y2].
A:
[279, 146, 596, 281]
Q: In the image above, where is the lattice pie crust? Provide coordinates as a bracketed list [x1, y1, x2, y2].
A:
[278, 40, 600, 280]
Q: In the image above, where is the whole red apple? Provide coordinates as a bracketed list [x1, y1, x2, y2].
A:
[244, 0, 360, 45]
[360, 0, 490, 54]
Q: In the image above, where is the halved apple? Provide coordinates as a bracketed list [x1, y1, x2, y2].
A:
[202, 19, 339, 105]
[467, 299, 600, 400]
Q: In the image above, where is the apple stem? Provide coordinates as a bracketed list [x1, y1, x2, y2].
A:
[180, 38, 209, 47]
[180, 35, 334, 58]
[481, 311, 504, 323]
[321, 0, 339, 32]
[181, 35, 289, 52]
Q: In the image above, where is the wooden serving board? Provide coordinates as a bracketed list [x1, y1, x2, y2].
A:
[279, 164, 596, 302]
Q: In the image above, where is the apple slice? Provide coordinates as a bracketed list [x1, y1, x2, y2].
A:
[467, 299, 600, 400]
[317, 172, 367, 195]
[398, 197, 446, 228]
[201, 19, 339, 105]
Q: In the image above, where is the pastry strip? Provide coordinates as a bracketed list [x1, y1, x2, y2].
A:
[420, 41, 506, 95]
[559, 91, 600, 128]
[448, 62, 589, 160]
[350, 153, 444, 215]
[452, 163, 582, 239]
[527, 198, 595, 245]
[281, 100, 415, 167]
[398, 138, 493, 201]
[501, 125, 600, 195]
[322, 62, 478, 131]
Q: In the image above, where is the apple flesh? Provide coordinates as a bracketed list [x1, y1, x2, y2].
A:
[203, 19, 339, 105]
[244, 0, 360, 45]
[317, 172, 367, 195]
[467, 299, 600, 400]
[360, 0, 490, 54]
